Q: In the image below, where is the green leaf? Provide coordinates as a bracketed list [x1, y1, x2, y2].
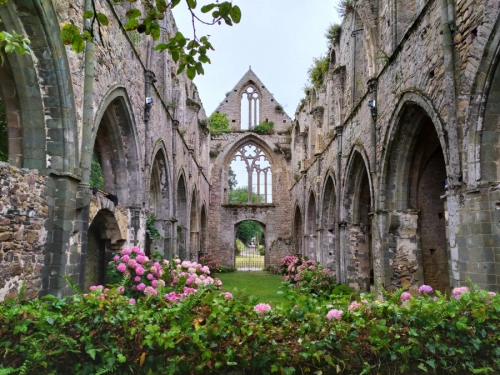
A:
[83, 11, 94, 19]
[176, 63, 186, 74]
[124, 19, 139, 31]
[175, 31, 186, 47]
[201, 4, 216, 13]
[155, 43, 168, 52]
[195, 62, 204, 75]
[60, 23, 80, 45]
[97, 13, 109, 26]
[171, 50, 180, 62]
[229, 6, 241, 23]
[71, 34, 85, 53]
[125, 9, 141, 19]
[198, 54, 210, 64]
[156, 0, 167, 13]
[171, 0, 181, 8]
[417, 363, 428, 372]
[186, 66, 196, 80]
[150, 21, 161, 40]
[117, 354, 126, 363]
[187, 0, 197, 9]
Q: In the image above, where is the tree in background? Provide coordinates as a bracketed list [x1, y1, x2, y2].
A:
[236, 220, 264, 246]
[228, 186, 263, 204]
[228, 167, 237, 190]
[89, 153, 105, 190]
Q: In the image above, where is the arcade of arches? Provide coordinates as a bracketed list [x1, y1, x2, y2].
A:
[1, 0, 500, 301]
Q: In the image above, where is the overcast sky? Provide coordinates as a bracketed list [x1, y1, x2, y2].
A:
[172, 1, 341, 118]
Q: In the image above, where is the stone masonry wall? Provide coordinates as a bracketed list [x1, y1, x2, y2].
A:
[0, 163, 47, 300]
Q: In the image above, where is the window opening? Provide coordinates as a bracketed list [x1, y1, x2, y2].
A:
[240, 86, 260, 130]
[229, 144, 272, 203]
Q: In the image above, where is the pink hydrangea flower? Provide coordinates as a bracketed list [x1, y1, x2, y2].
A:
[136, 255, 146, 264]
[121, 254, 130, 263]
[137, 283, 146, 292]
[348, 301, 362, 312]
[254, 303, 272, 316]
[221, 292, 233, 299]
[151, 280, 159, 287]
[150, 266, 158, 274]
[131, 285, 137, 291]
[327, 309, 343, 321]
[117, 286, 125, 295]
[183, 287, 197, 295]
[452, 286, 469, 299]
[117, 263, 127, 273]
[134, 276, 141, 282]
[122, 249, 131, 255]
[138, 250, 145, 256]
[401, 292, 411, 301]
[128, 259, 137, 269]
[418, 285, 433, 295]
[488, 292, 496, 298]
[131, 247, 140, 253]
[158, 280, 165, 287]
[147, 273, 154, 280]
[129, 298, 136, 305]
[113, 255, 120, 261]
[175, 259, 181, 264]
[144, 286, 156, 296]
[135, 266, 145, 276]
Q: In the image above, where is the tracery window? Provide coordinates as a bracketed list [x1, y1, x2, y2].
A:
[240, 86, 260, 130]
[229, 143, 272, 203]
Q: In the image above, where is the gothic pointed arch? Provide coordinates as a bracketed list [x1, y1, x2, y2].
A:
[321, 174, 336, 268]
[176, 172, 188, 260]
[148, 142, 172, 218]
[92, 86, 141, 207]
[0, 0, 77, 171]
[189, 187, 199, 259]
[342, 148, 373, 291]
[293, 204, 303, 255]
[200, 203, 208, 254]
[305, 190, 317, 260]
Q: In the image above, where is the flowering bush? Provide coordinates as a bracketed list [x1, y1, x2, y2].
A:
[280, 255, 337, 296]
[198, 253, 222, 274]
[1, 280, 500, 374]
[106, 247, 222, 303]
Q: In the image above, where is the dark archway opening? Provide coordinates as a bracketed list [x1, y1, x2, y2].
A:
[177, 176, 188, 260]
[322, 177, 336, 268]
[293, 206, 303, 255]
[235, 220, 265, 270]
[306, 191, 317, 260]
[358, 168, 373, 290]
[410, 119, 450, 292]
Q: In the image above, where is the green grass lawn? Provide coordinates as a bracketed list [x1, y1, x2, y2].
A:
[217, 271, 286, 306]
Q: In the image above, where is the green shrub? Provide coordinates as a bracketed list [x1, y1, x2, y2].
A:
[208, 112, 230, 136]
[252, 121, 274, 135]
[325, 23, 341, 45]
[257, 244, 265, 256]
[308, 55, 329, 88]
[89, 153, 104, 190]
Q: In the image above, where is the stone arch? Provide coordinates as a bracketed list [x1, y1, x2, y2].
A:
[84, 208, 125, 291]
[176, 172, 188, 260]
[233, 218, 267, 269]
[321, 174, 336, 268]
[380, 92, 450, 211]
[342, 148, 373, 291]
[92, 86, 141, 207]
[305, 189, 317, 260]
[0, 0, 77, 171]
[381, 97, 451, 292]
[189, 187, 199, 260]
[200, 204, 208, 254]
[466, 14, 500, 185]
[148, 142, 172, 218]
[293, 203, 303, 255]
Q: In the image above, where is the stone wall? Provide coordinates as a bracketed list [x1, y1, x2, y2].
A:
[0, 163, 47, 300]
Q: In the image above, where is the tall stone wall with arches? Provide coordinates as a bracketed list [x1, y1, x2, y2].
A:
[290, 0, 500, 294]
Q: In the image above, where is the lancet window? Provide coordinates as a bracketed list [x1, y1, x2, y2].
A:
[229, 143, 272, 203]
[240, 86, 260, 130]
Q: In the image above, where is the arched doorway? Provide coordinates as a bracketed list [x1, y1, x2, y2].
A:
[234, 220, 265, 270]
[343, 151, 373, 291]
[293, 205, 303, 255]
[306, 191, 317, 260]
[321, 176, 336, 270]
[200, 205, 208, 255]
[190, 190, 199, 260]
[84, 209, 124, 291]
[176, 175, 188, 260]
[383, 103, 450, 292]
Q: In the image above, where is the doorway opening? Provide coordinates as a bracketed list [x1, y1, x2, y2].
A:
[235, 220, 265, 270]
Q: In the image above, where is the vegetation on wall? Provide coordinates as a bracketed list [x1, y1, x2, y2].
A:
[326, 23, 341, 45]
[335, 0, 356, 18]
[89, 153, 105, 190]
[308, 55, 329, 88]
[0, 98, 7, 162]
[208, 112, 231, 136]
[252, 121, 274, 135]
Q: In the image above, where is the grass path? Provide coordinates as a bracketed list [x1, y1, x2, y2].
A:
[217, 271, 286, 306]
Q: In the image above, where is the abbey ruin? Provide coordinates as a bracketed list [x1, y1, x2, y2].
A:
[1, 0, 500, 300]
